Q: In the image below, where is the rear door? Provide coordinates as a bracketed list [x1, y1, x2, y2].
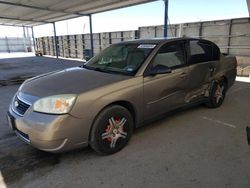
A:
[186, 40, 218, 99]
[143, 40, 191, 119]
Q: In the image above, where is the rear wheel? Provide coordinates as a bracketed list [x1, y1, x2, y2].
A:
[205, 79, 227, 108]
[89, 105, 133, 155]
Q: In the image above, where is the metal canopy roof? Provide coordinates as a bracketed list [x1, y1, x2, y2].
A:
[0, 0, 156, 27]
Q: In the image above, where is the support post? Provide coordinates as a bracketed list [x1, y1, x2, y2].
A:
[89, 14, 94, 57]
[247, 0, 250, 16]
[163, 0, 169, 38]
[31, 26, 36, 52]
[23, 26, 27, 52]
[53, 22, 59, 59]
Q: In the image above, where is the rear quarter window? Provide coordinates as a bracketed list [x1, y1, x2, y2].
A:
[189, 40, 213, 64]
[212, 44, 220, 61]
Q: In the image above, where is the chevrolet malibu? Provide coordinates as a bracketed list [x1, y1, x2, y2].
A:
[7, 38, 237, 154]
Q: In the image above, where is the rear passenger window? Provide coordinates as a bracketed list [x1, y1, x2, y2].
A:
[189, 40, 213, 64]
[152, 42, 185, 69]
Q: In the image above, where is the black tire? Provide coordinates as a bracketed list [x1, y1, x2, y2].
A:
[205, 79, 227, 108]
[89, 105, 133, 155]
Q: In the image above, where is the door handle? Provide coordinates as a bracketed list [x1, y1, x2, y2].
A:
[180, 72, 187, 78]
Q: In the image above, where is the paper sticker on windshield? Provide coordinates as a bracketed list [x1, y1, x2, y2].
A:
[137, 44, 156, 49]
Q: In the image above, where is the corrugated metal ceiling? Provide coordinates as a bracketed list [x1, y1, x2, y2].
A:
[0, 0, 156, 27]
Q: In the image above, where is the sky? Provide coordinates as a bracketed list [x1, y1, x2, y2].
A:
[0, 0, 248, 38]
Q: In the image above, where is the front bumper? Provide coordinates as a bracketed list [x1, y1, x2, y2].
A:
[7, 105, 92, 153]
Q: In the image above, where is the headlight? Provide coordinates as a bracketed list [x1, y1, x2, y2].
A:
[33, 94, 77, 114]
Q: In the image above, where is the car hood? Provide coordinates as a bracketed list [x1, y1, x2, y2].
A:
[19, 67, 130, 98]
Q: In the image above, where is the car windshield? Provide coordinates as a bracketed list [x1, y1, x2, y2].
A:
[84, 43, 156, 75]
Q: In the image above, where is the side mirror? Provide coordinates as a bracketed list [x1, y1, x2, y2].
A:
[147, 64, 172, 76]
[79, 60, 87, 68]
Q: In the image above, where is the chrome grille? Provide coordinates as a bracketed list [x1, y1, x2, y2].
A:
[13, 97, 31, 116]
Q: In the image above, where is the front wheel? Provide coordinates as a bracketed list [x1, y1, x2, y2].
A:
[89, 105, 133, 155]
[205, 79, 227, 108]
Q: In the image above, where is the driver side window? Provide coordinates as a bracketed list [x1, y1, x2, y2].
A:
[152, 42, 185, 69]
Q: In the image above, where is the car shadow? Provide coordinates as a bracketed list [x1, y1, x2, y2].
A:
[0, 136, 59, 184]
[134, 102, 205, 135]
[0, 138, 97, 185]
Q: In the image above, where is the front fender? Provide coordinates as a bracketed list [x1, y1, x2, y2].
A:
[70, 77, 144, 125]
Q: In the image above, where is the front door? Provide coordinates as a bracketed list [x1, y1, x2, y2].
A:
[143, 41, 190, 120]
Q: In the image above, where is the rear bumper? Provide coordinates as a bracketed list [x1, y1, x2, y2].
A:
[7, 106, 92, 153]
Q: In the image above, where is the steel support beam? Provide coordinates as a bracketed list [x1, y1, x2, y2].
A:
[53, 22, 59, 59]
[0, 16, 49, 24]
[0, 23, 31, 27]
[163, 0, 169, 38]
[89, 14, 94, 58]
[0, 1, 87, 17]
[247, 0, 250, 16]
[31, 26, 36, 52]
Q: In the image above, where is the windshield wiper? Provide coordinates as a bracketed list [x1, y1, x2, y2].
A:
[82, 64, 97, 70]
[97, 68, 133, 76]
[82, 65, 132, 76]
[82, 65, 110, 73]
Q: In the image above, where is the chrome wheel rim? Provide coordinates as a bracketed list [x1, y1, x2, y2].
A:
[214, 84, 225, 103]
[102, 117, 127, 148]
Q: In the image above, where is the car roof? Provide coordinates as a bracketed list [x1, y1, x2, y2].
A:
[117, 37, 195, 45]
[117, 37, 216, 46]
